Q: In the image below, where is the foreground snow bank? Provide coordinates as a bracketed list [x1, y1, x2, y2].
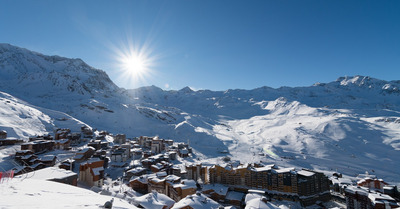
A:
[0, 178, 137, 208]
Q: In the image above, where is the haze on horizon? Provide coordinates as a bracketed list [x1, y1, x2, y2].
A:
[1, 0, 399, 91]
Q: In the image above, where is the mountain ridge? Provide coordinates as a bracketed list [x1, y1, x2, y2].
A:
[0, 43, 399, 183]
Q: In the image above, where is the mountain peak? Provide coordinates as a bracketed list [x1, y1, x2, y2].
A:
[179, 86, 194, 93]
[0, 43, 119, 97]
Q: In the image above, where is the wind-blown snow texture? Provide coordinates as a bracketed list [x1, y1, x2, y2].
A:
[1, 43, 399, 183]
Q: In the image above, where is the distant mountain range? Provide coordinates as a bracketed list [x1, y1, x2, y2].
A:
[0, 43, 399, 183]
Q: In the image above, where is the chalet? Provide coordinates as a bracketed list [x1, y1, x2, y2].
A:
[143, 150, 152, 158]
[225, 191, 245, 207]
[358, 177, 389, 192]
[164, 175, 181, 197]
[171, 165, 183, 177]
[330, 177, 352, 194]
[54, 139, 71, 150]
[141, 158, 155, 170]
[79, 158, 104, 187]
[15, 154, 38, 166]
[88, 140, 102, 150]
[178, 148, 189, 158]
[169, 180, 197, 202]
[151, 163, 165, 173]
[125, 167, 146, 180]
[13, 166, 34, 176]
[345, 185, 400, 209]
[98, 130, 109, 136]
[15, 150, 34, 157]
[148, 177, 167, 194]
[74, 147, 95, 161]
[130, 175, 153, 194]
[21, 140, 55, 153]
[0, 130, 7, 139]
[68, 133, 82, 145]
[39, 155, 57, 167]
[59, 159, 75, 170]
[244, 193, 280, 209]
[31, 162, 46, 171]
[164, 139, 174, 146]
[0, 137, 24, 146]
[201, 184, 229, 202]
[168, 151, 177, 161]
[29, 135, 53, 141]
[81, 125, 93, 138]
[92, 150, 109, 168]
[111, 148, 128, 162]
[55, 128, 71, 140]
[132, 148, 143, 159]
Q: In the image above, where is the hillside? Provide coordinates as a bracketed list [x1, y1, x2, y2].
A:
[0, 43, 399, 183]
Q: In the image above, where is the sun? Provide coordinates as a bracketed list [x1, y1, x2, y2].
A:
[110, 37, 158, 88]
[116, 47, 154, 84]
[123, 54, 146, 75]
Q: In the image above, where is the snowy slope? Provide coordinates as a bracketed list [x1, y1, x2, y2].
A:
[0, 178, 137, 208]
[0, 43, 399, 183]
[0, 91, 88, 139]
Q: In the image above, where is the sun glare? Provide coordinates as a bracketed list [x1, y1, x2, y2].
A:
[109, 32, 159, 89]
[123, 54, 146, 75]
[112, 43, 156, 88]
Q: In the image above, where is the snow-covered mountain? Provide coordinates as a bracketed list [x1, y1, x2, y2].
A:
[0, 43, 399, 183]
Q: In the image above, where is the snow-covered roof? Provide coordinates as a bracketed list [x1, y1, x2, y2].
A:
[202, 184, 229, 196]
[164, 175, 181, 182]
[344, 186, 370, 195]
[40, 155, 56, 161]
[130, 174, 156, 184]
[173, 179, 197, 189]
[73, 154, 84, 160]
[133, 192, 175, 209]
[179, 148, 188, 154]
[76, 147, 95, 154]
[245, 197, 279, 209]
[127, 167, 146, 174]
[86, 157, 102, 164]
[30, 163, 44, 169]
[273, 167, 294, 174]
[150, 177, 165, 184]
[297, 170, 315, 177]
[92, 167, 104, 176]
[20, 154, 34, 160]
[156, 171, 167, 178]
[21, 167, 77, 181]
[151, 164, 163, 170]
[172, 193, 221, 209]
[245, 193, 264, 203]
[368, 193, 395, 204]
[54, 139, 69, 144]
[226, 191, 245, 201]
[330, 177, 352, 186]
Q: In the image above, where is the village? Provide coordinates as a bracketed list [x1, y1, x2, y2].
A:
[1, 128, 399, 209]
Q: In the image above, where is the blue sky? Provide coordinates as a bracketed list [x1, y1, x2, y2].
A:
[1, 0, 399, 90]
